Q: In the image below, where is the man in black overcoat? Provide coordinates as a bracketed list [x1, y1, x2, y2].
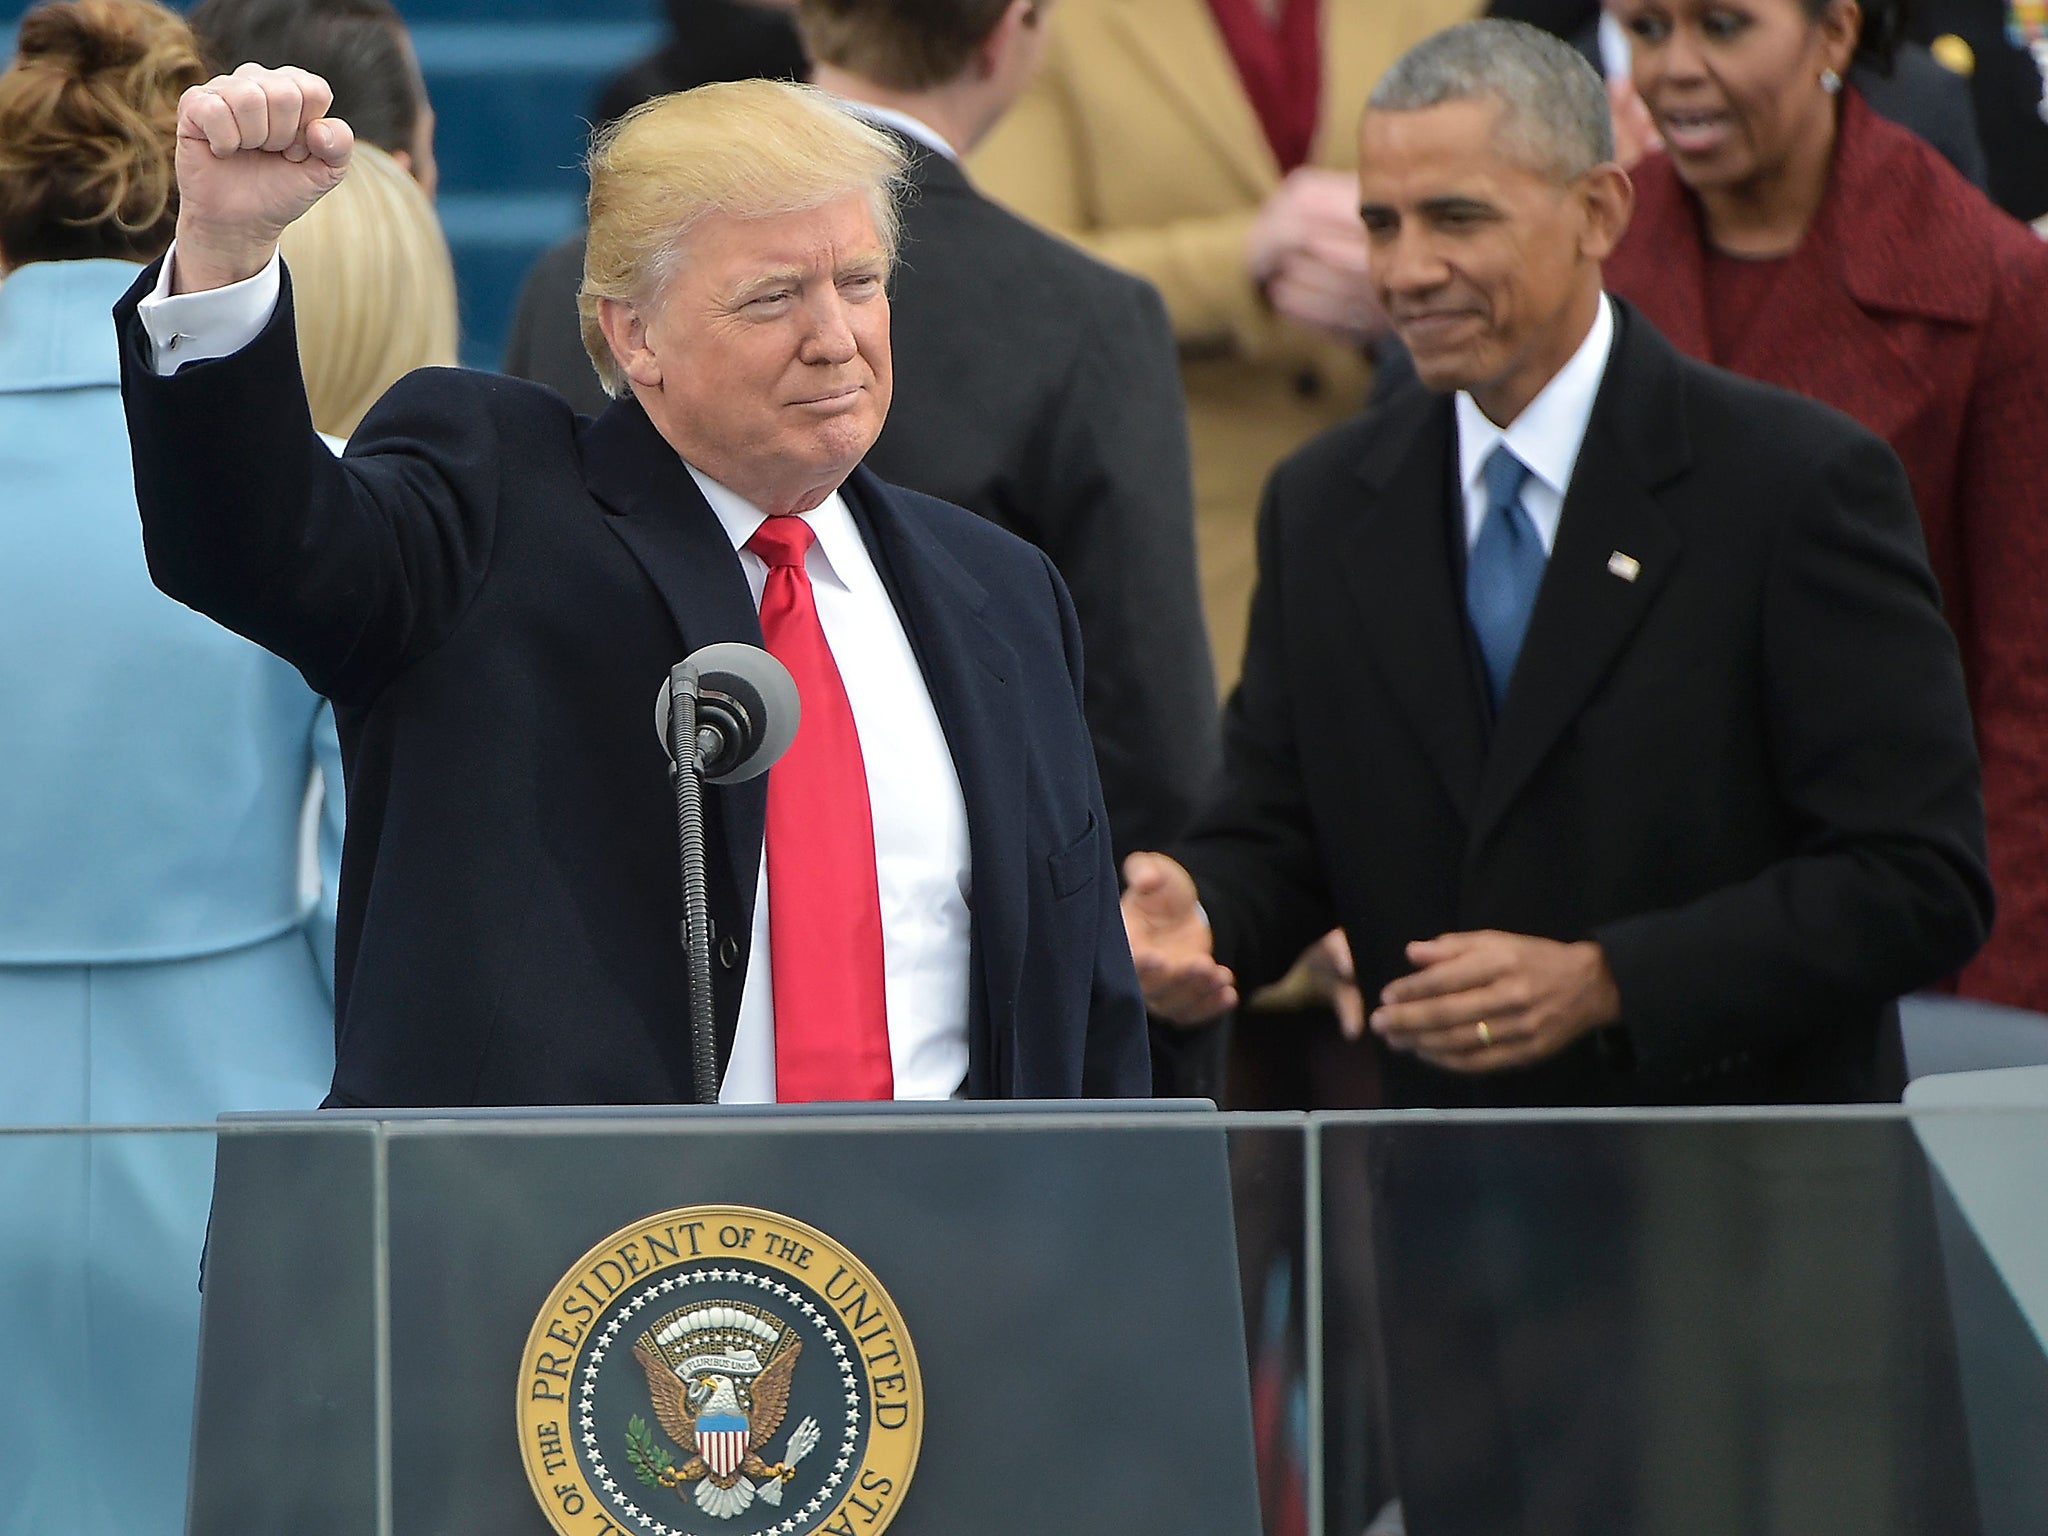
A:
[1124, 21, 1991, 1534]
[117, 67, 1149, 1109]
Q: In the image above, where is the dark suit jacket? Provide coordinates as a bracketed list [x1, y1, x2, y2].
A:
[1607, 91, 2048, 1014]
[502, 233, 610, 418]
[115, 263, 1150, 1107]
[866, 139, 1219, 863]
[1178, 300, 1991, 1108]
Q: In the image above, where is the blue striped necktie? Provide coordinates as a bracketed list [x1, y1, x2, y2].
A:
[1466, 445, 1547, 711]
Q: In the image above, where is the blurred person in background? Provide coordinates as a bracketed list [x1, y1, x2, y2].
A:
[1908, 0, 2048, 221]
[966, 0, 1476, 1110]
[0, 3, 336, 1532]
[1488, 0, 1990, 181]
[969, 0, 1476, 690]
[798, 0, 1217, 863]
[596, 0, 807, 125]
[798, 0, 1221, 1093]
[1602, 0, 2048, 1015]
[504, 0, 807, 414]
[187, 0, 438, 194]
[278, 138, 458, 439]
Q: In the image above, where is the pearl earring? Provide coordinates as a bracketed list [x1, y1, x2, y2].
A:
[1820, 66, 1843, 93]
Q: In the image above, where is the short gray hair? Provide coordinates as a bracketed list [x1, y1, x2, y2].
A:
[1368, 19, 1614, 181]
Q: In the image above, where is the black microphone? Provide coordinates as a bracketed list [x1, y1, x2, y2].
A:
[654, 643, 799, 1103]
[654, 642, 800, 784]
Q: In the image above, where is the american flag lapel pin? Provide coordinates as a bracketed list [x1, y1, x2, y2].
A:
[1607, 551, 1642, 582]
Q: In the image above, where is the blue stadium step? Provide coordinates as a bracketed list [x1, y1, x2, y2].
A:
[415, 20, 658, 366]
[439, 192, 585, 369]
[413, 21, 660, 195]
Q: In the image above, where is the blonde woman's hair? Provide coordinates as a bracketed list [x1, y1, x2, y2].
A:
[0, 0, 207, 266]
[578, 78, 909, 400]
[279, 140, 459, 438]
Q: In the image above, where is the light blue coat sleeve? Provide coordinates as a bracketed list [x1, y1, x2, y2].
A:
[306, 701, 344, 1002]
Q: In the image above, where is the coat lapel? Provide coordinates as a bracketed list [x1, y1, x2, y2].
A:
[1104, 0, 1277, 198]
[1466, 306, 1689, 854]
[1726, 93, 1988, 448]
[581, 398, 768, 1067]
[1831, 93, 1992, 329]
[1341, 387, 1489, 819]
[839, 468, 1024, 1097]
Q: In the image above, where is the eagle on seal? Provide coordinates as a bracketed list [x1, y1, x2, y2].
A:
[632, 1338, 810, 1519]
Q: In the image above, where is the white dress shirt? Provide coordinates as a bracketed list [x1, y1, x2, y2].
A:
[836, 100, 958, 161]
[135, 242, 978, 1102]
[135, 246, 282, 371]
[1453, 294, 1617, 556]
[692, 471, 973, 1104]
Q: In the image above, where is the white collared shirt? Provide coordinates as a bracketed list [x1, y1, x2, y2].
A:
[1453, 293, 1617, 556]
[134, 243, 976, 1102]
[691, 470, 973, 1104]
[136, 245, 282, 370]
[834, 100, 959, 161]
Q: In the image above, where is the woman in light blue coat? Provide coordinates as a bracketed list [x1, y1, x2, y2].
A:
[0, 5, 339, 1532]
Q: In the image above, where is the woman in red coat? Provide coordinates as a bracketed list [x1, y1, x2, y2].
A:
[1604, 0, 2048, 1013]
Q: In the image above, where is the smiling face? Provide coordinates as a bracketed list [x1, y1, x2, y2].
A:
[1357, 97, 1630, 425]
[1611, 0, 1856, 202]
[598, 192, 893, 516]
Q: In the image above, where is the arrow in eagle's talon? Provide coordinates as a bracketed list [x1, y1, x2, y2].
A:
[785, 1416, 821, 1465]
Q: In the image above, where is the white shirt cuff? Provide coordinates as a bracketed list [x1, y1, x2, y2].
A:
[136, 244, 283, 375]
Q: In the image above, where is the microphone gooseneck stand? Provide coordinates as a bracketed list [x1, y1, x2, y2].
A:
[666, 668, 722, 1105]
[659, 644, 801, 1107]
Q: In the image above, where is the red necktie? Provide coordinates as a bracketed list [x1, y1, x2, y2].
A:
[745, 516, 894, 1101]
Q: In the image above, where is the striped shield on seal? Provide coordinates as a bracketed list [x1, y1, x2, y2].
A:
[695, 1414, 750, 1480]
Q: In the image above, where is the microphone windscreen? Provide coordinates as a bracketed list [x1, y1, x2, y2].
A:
[653, 642, 800, 784]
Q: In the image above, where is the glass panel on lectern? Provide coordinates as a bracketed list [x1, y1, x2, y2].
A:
[1315, 1105, 2048, 1536]
[2, 1127, 217, 1536]
[198, 1105, 1290, 1536]
[187, 1118, 386, 1536]
[1228, 1120, 1315, 1536]
[0, 1120, 383, 1536]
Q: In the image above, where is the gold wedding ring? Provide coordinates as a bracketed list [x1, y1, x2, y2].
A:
[1476, 1020, 1493, 1048]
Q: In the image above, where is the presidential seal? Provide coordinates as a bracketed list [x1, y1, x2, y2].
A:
[519, 1205, 922, 1536]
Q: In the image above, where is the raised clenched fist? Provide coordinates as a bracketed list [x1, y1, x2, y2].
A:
[171, 62, 354, 294]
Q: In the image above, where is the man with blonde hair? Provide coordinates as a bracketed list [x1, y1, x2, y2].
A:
[115, 65, 1150, 1107]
